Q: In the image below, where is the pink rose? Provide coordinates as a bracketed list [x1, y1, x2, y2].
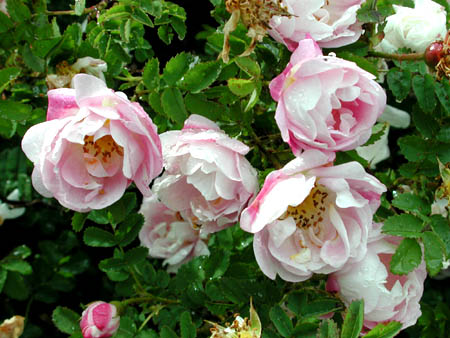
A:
[270, 38, 386, 157]
[240, 150, 386, 282]
[269, 0, 365, 50]
[326, 224, 427, 332]
[80, 301, 120, 338]
[21, 74, 162, 212]
[139, 195, 210, 273]
[153, 114, 258, 234]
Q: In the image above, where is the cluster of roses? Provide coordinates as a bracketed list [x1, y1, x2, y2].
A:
[19, 0, 449, 336]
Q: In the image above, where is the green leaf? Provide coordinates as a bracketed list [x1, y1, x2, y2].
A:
[269, 305, 293, 338]
[160, 326, 179, 338]
[0, 101, 32, 121]
[0, 12, 13, 33]
[185, 93, 224, 120]
[430, 215, 450, 256]
[1, 258, 32, 275]
[6, 0, 31, 22]
[3, 271, 29, 300]
[99, 257, 127, 272]
[364, 321, 402, 338]
[300, 300, 341, 318]
[412, 74, 436, 113]
[52, 306, 80, 335]
[235, 57, 261, 77]
[116, 213, 145, 247]
[124, 247, 148, 265]
[74, 0, 86, 16]
[9, 245, 31, 259]
[72, 212, 88, 232]
[434, 79, 450, 116]
[132, 7, 154, 27]
[204, 249, 230, 280]
[21, 44, 45, 73]
[422, 231, 444, 276]
[0, 268, 7, 293]
[180, 311, 196, 338]
[341, 299, 364, 338]
[287, 292, 307, 316]
[83, 227, 117, 247]
[398, 135, 430, 162]
[181, 61, 222, 93]
[390, 238, 422, 275]
[228, 78, 256, 97]
[387, 68, 411, 102]
[161, 87, 188, 126]
[171, 16, 186, 40]
[437, 126, 450, 143]
[391, 193, 430, 215]
[338, 52, 378, 76]
[412, 104, 438, 138]
[143, 58, 160, 90]
[382, 214, 424, 238]
[0, 67, 20, 94]
[318, 319, 339, 338]
[363, 123, 388, 147]
[158, 25, 174, 45]
[163, 52, 191, 86]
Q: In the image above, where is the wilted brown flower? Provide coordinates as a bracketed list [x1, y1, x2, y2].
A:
[219, 0, 291, 63]
[0, 316, 24, 338]
[436, 31, 450, 80]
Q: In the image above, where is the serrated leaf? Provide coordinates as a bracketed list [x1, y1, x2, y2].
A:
[364, 321, 402, 338]
[171, 17, 186, 40]
[398, 135, 430, 162]
[434, 79, 450, 116]
[269, 305, 293, 338]
[300, 300, 341, 318]
[161, 87, 188, 126]
[116, 213, 145, 247]
[319, 319, 339, 338]
[387, 68, 411, 102]
[143, 58, 160, 90]
[124, 247, 148, 265]
[160, 326, 179, 338]
[185, 93, 223, 120]
[181, 61, 222, 93]
[74, 0, 86, 16]
[412, 104, 438, 138]
[52, 306, 80, 335]
[412, 74, 436, 113]
[163, 52, 191, 85]
[341, 300, 364, 338]
[1, 258, 32, 275]
[437, 126, 450, 143]
[99, 257, 127, 272]
[0, 67, 20, 94]
[382, 214, 424, 238]
[363, 123, 388, 147]
[180, 311, 196, 338]
[0, 101, 32, 121]
[392, 193, 430, 215]
[204, 249, 230, 280]
[72, 212, 88, 232]
[422, 231, 444, 276]
[21, 44, 45, 73]
[0, 268, 7, 293]
[6, 0, 31, 22]
[235, 57, 261, 77]
[83, 227, 116, 247]
[390, 238, 422, 275]
[158, 25, 174, 45]
[3, 271, 29, 300]
[228, 78, 256, 96]
[430, 214, 450, 256]
[132, 7, 154, 27]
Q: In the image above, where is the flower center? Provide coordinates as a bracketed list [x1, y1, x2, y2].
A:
[83, 135, 124, 164]
[280, 184, 329, 229]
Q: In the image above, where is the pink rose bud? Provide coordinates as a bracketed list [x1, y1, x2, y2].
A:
[80, 301, 120, 338]
[153, 114, 259, 235]
[326, 224, 427, 332]
[269, 38, 386, 157]
[21, 74, 163, 212]
[139, 194, 210, 273]
[240, 149, 386, 282]
[269, 0, 365, 50]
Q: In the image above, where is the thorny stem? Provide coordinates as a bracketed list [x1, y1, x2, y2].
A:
[368, 50, 425, 61]
[45, 0, 110, 16]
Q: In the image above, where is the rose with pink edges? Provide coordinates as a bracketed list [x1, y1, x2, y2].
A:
[80, 301, 120, 338]
[270, 38, 386, 158]
[326, 224, 427, 332]
[240, 149, 386, 282]
[139, 194, 210, 273]
[21, 74, 163, 212]
[269, 0, 365, 50]
[153, 114, 258, 235]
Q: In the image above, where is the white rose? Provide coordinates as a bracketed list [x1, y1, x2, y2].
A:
[377, 0, 447, 53]
[0, 189, 25, 226]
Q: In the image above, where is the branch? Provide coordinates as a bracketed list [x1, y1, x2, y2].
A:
[368, 50, 424, 61]
[45, 0, 110, 16]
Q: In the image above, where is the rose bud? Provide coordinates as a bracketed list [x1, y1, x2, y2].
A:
[80, 301, 120, 338]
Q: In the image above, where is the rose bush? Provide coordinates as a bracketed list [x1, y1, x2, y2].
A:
[270, 38, 386, 157]
[80, 301, 120, 338]
[326, 224, 427, 331]
[240, 149, 386, 282]
[21, 74, 162, 212]
[269, 0, 365, 50]
[376, 0, 447, 53]
[139, 194, 210, 272]
[153, 114, 258, 234]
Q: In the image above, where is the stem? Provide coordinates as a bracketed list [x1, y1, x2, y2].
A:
[121, 295, 180, 307]
[368, 50, 424, 61]
[45, 0, 110, 16]
[137, 305, 165, 332]
[114, 76, 143, 82]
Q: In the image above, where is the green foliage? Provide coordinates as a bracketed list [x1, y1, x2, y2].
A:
[341, 300, 364, 338]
